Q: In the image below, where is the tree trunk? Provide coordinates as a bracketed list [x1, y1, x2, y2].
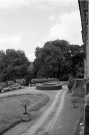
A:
[24, 105, 28, 114]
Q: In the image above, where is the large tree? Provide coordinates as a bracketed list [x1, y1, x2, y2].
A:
[33, 39, 85, 80]
[0, 49, 30, 82]
[33, 41, 64, 78]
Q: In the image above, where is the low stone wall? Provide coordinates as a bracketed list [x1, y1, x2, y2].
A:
[36, 84, 62, 90]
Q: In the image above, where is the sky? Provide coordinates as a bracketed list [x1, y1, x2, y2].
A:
[0, 0, 83, 61]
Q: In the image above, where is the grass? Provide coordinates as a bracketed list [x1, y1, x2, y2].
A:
[0, 93, 50, 134]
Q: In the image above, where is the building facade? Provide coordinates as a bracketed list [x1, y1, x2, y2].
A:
[78, 0, 88, 134]
[78, 0, 88, 81]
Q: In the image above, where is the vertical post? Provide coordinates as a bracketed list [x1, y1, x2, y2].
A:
[84, 1, 89, 135]
[86, 37, 89, 94]
[84, 59, 86, 81]
[86, 1, 89, 94]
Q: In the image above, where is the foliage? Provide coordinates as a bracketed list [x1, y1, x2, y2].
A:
[21, 99, 31, 114]
[0, 82, 6, 92]
[68, 77, 76, 92]
[0, 40, 85, 83]
[71, 52, 85, 77]
[16, 79, 21, 84]
[8, 81, 14, 86]
[36, 83, 62, 90]
[31, 78, 58, 84]
[0, 49, 30, 83]
[21, 79, 26, 86]
[33, 40, 85, 80]
[34, 41, 64, 78]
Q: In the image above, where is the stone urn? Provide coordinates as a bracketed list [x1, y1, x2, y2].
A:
[22, 113, 31, 122]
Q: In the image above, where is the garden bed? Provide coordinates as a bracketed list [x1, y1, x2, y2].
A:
[36, 83, 62, 90]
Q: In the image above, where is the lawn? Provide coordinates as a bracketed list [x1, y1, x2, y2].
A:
[0, 93, 50, 134]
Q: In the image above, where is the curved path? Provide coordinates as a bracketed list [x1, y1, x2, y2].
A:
[2, 85, 67, 135]
[21, 85, 67, 135]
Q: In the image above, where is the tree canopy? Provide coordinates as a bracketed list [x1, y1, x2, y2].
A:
[33, 40, 85, 80]
[0, 39, 85, 83]
[0, 49, 30, 82]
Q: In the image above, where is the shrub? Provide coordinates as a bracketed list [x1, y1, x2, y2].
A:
[36, 84, 62, 90]
[8, 81, 14, 86]
[21, 79, 26, 86]
[31, 79, 34, 84]
[68, 77, 75, 92]
[0, 82, 6, 88]
[30, 78, 58, 84]
[0, 82, 6, 92]
[16, 79, 21, 84]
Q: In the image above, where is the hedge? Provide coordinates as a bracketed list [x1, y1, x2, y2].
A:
[31, 78, 59, 84]
[36, 84, 62, 90]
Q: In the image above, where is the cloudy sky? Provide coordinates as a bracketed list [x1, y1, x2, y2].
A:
[0, 0, 83, 61]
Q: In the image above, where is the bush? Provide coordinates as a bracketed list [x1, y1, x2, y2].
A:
[31, 79, 35, 84]
[59, 74, 69, 81]
[68, 77, 75, 92]
[30, 78, 58, 84]
[16, 79, 21, 84]
[0, 82, 6, 92]
[9, 83, 22, 90]
[36, 84, 62, 90]
[0, 82, 6, 88]
[21, 79, 26, 86]
[8, 81, 14, 86]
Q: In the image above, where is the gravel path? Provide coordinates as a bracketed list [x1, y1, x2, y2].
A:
[20, 86, 67, 135]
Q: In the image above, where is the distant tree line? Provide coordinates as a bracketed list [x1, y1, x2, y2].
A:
[0, 49, 31, 85]
[0, 40, 85, 84]
[33, 40, 85, 80]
